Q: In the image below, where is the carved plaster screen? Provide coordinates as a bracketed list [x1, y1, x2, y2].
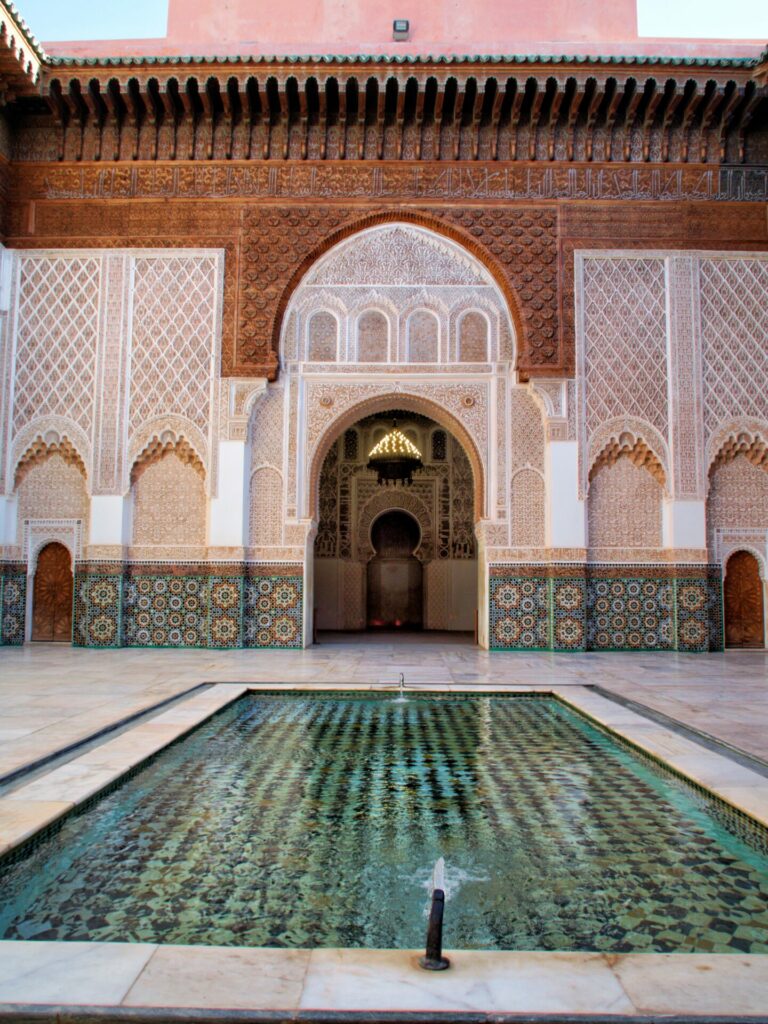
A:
[4, 249, 224, 500]
[576, 251, 768, 509]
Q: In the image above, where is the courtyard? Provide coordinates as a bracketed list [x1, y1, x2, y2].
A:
[1, 644, 768, 1017]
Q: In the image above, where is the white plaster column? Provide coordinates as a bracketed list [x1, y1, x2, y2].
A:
[662, 499, 707, 550]
[473, 520, 492, 650]
[300, 519, 318, 648]
[209, 440, 248, 549]
[0, 495, 18, 546]
[89, 495, 131, 547]
[545, 440, 586, 548]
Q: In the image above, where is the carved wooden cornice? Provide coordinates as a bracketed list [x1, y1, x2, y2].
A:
[0, 1, 43, 99]
[5, 60, 766, 166]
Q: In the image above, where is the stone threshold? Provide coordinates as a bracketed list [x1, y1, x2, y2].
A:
[0, 943, 768, 1019]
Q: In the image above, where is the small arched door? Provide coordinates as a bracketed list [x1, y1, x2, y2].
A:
[367, 511, 423, 629]
[32, 542, 73, 642]
[724, 551, 765, 649]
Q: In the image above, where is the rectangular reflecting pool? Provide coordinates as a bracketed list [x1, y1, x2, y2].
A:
[1, 694, 767, 954]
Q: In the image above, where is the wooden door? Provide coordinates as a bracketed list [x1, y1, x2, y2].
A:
[724, 551, 765, 649]
[32, 543, 73, 642]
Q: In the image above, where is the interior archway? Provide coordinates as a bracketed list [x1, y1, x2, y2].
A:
[32, 542, 73, 643]
[313, 409, 477, 638]
[724, 551, 765, 649]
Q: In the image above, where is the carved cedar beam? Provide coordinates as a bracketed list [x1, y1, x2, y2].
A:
[527, 80, 545, 159]
[82, 80, 104, 161]
[481, 76, 503, 160]
[659, 81, 684, 162]
[716, 82, 743, 161]
[46, 79, 67, 160]
[412, 78, 426, 159]
[583, 79, 604, 161]
[565, 83, 585, 161]
[620, 79, 642, 161]
[545, 79, 565, 160]
[678, 82, 704, 162]
[439, 77, 458, 159]
[601, 78, 623, 161]
[640, 81, 664, 161]
[697, 81, 725, 161]
[733, 82, 760, 163]
[458, 76, 479, 159]
[316, 77, 328, 159]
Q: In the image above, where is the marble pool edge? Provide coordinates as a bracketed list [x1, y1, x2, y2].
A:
[1, 684, 768, 1019]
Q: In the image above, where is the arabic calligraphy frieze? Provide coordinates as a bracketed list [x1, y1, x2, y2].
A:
[15, 163, 768, 204]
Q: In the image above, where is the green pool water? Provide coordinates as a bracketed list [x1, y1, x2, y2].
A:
[1, 694, 767, 953]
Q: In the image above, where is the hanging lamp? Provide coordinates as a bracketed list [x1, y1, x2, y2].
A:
[367, 422, 423, 486]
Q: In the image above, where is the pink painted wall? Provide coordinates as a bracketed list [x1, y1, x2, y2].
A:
[42, 0, 765, 59]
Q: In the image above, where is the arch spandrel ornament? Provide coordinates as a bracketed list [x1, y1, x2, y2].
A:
[278, 221, 516, 371]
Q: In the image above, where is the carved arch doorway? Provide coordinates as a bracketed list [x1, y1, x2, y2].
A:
[724, 551, 765, 649]
[32, 542, 74, 642]
[312, 408, 479, 639]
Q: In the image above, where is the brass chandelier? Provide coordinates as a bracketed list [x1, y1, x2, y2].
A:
[367, 423, 423, 486]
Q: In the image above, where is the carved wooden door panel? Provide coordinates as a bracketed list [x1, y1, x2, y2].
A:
[724, 551, 765, 649]
[32, 543, 73, 642]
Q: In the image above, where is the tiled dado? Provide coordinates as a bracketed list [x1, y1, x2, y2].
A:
[0, 563, 26, 646]
[72, 562, 303, 650]
[490, 564, 723, 653]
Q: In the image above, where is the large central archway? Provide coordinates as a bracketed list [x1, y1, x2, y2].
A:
[246, 219, 532, 648]
[313, 408, 478, 637]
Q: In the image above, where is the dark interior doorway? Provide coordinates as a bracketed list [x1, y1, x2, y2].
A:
[366, 510, 423, 629]
[32, 542, 73, 642]
[724, 550, 765, 649]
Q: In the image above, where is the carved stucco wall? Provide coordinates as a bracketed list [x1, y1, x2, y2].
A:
[16, 453, 90, 547]
[2, 249, 224, 502]
[577, 252, 768, 531]
[588, 457, 663, 549]
[700, 259, 768, 451]
[250, 466, 284, 547]
[707, 456, 768, 549]
[280, 224, 514, 368]
[132, 451, 207, 550]
[508, 389, 546, 547]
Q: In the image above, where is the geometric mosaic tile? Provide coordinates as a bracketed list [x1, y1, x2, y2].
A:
[552, 574, 587, 651]
[489, 563, 723, 654]
[72, 562, 304, 650]
[243, 574, 303, 649]
[73, 569, 122, 648]
[586, 575, 674, 652]
[490, 574, 549, 651]
[0, 565, 27, 646]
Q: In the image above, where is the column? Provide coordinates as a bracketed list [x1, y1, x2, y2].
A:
[208, 440, 248, 550]
[0, 495, 18, 546]
[662, 500, 707, 549]
[89, 495, 131, 550]
[545, 440, 586, 549]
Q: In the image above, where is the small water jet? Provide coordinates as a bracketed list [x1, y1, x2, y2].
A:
[393, 671, 409, 703]
[419, 856, 450, 971]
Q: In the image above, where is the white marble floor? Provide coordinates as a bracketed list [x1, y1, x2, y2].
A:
[2, 640, 768, 1017]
